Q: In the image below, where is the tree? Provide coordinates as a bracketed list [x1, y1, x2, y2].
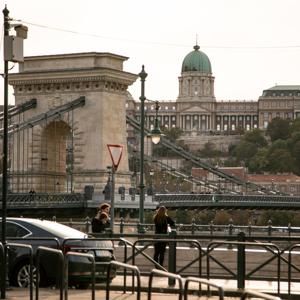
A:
[243, 128, 267, 147]
[234, 141, 258, 164]
[163, 127, 183, 142]
[267, 148, 295, 173]
[266, 117, 291, 141]
[248, 148, 269, 173]
[198, 142, 222, 158]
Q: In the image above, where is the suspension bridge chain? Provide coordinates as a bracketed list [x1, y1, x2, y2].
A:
[0, 98, 37, 122]
[126, 114, 270, 195]
[0, 97, 85, 137]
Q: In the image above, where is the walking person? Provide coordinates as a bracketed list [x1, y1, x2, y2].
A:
[91, 202, 111, 233]
[153, 206, 175, 266]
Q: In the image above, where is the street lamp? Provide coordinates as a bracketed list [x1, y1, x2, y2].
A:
[2, 6, 27, 298]
[138, 65, 162, 232]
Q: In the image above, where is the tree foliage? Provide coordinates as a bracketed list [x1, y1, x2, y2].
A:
[266, 117, 290, 141]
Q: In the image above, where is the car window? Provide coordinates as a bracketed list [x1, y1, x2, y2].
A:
[0, 222, 30, 237]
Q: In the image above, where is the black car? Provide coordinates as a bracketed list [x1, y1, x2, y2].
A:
[0, 218, 116, 288]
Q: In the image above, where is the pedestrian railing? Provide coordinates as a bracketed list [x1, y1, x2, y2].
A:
[184, 276, 224, 300]
[131, 238, 202, 281]
[288, 243, 300, 297]
[64, 252, 95, 300]
[148, 269, 183, 300]
[206, 240, 281, 294]
[106, 261, 141, 300]
[6, 243, 34, 300]
[36, 246, 64, 300]
[0, 241, 286, 300]
[240, 289, 281, 300]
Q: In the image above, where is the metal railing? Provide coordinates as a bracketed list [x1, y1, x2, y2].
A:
[0, 241, 287, 299]
[59, 217, 300, 237]
[148, 269, 183, 300]
[64, 252, 95, 300]
[36, 246, 64, 300]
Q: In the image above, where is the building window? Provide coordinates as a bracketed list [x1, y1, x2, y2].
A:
[165, 106, 168, 110]
[151, 105, 154, 110]
[172, 106, 176, 110]
[264, 121, 268, 128]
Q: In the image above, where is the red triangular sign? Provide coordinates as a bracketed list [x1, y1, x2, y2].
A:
[107, 144, 123, 171]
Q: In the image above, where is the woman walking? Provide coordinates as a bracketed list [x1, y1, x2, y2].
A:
[153, 206, 175, 266]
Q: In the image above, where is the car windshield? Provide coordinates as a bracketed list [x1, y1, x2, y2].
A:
[23, 219, 87, 239]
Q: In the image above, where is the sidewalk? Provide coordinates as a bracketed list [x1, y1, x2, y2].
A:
[3, 275, 300, 299]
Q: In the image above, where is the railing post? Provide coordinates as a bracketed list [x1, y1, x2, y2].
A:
[210, 221, 214, 237]
[248, 222, 252, 236]
[120, 217, 124, 235]
[237, 231, 246, 289]
[227, 219, 233, 250]
[85, 216, 90, 233]
[268, 219, 272, 236]
[168, 229, 177, 286]
[228, 218, 233, 236]
[68, 218, 73, 228]
[191, 218, 195, 235]
[288, 222, 291, 237]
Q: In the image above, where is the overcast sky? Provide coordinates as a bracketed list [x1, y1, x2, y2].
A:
[1, 0, 300, 104]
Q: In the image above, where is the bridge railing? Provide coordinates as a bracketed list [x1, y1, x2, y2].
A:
[56, 217, 300, 237]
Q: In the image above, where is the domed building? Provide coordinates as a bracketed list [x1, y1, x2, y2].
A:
[128, 44, 300, 151]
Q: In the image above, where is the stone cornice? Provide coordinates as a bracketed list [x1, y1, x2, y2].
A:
[8, 68, 137, 86]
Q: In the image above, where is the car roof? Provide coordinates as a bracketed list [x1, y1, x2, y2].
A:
[4, 218, 87, 239]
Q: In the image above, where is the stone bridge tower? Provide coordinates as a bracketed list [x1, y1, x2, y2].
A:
[8, 52, 137, 194]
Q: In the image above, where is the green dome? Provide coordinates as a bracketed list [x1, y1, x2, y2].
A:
[181, 45, 212, 73]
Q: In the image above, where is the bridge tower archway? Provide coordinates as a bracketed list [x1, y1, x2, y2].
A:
[40, 120, 71, 193]
[8, 52, 137, 194]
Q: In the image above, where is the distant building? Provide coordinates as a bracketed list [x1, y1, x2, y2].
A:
[192, 167, 300, 196]
[127, 44, 300, 138]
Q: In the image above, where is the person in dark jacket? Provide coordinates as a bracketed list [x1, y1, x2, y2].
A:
[91, 202, 111, 233]
[153, 206, 175, 266]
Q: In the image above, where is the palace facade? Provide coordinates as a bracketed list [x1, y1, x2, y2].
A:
[127, 45, 300, 136]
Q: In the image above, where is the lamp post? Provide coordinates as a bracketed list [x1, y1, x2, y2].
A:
[2, 7, 27, 298]
[138, 66, 162, 232]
